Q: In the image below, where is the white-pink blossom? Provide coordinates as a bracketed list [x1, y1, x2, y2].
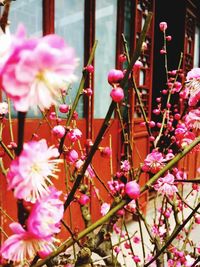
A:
[100, 202, 111, 215]
[184, 108, 200, 130]
[0, 222, 55, 263]
[7, 139, 62, 203]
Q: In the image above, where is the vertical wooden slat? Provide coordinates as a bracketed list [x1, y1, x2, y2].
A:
[43, 0, 54, 35]
[84, 0, 95, 139]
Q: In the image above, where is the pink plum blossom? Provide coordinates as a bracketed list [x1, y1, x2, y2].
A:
[175, 123, 196, 148]
[66, 128, 82, 142]
[121, 159, 131, 172]
[0, 222, 55, 263]
[27, 187, 64, 238]
[107, 180, 124, 195]
[154, 173, 178, 196]
[100, 202, 110, 215]
[0, 24, 78, 112]
[184, 108, 200, 130]
[75, 159, 95, 179]
[142, 151, 165, 173]
[182, 67, 200, 106]
[7, 139, 62, 203]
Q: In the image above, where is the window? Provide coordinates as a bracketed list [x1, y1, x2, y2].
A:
[194, 25, 200, 67]
[55, 0, 84, 118]
[94, 0, 117, 118]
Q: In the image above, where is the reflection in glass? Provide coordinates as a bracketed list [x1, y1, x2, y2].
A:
[55, 0, 84, 118]
[9, 0, 42, 37]
[94, 0, 117, 118]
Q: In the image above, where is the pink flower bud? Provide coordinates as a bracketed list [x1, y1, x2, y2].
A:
[110, 87, 124, 102]
[52, 125, 65, 138]
[160, 49, 167, 54]
[149, 121, 156, 128]
[59, 104, 69, 113]
[85, 64, 94, 73]
[114, 246, 121, 254]
[78, 194, 90, 205]
[108, 69, 124, 84]
[100, 147, 112, 158]
[149, 136, 155, 142]
[125, 181, 140, 200]
[166, 35, 172, 41]
[153, 109, 160, 115]
[118, 54, 126, 63]
[133, 60, 143, 70]
[159, 22, 168, 31]
[195, 216, 200, 224]
[174, 113, 181, 120]
[83, 87, 93, 96]
[65, 149, 78, 163]
[133, 255, 141, 263]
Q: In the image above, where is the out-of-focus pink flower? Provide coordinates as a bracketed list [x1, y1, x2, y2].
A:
[0, 222, 55, 263]
[142, 151, 165, 174]
[154, 173, 178, 196]
[52, 125, 66, 138]
[0, 102, 8, 115]
[133, 255, 141, 263]
[182, 67, 200, 106]
[125, 181, 140, 200]
[121, 159, 131, 172]
[133, 236, 140, 244]
[7, 139, 61, 203]
[27, 187, 64, 238]
[184, 255, 195, 267]
[100, 202, 110, 215]
[66, 128, 82, 142]
[0, 24, 78, 112]
[184, 108, 200, 130]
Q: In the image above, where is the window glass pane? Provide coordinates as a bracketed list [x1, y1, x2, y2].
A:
[55, 0, 84, 118]
[194, 26, 200, 67]
[94, 0, 117, 118]
[3, 0, 43, 118]
[9, 0, 43, 37]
